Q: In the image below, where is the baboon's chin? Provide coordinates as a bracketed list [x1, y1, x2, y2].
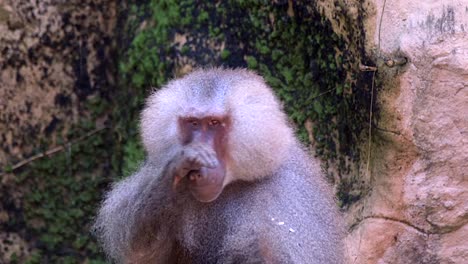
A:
[188, 165, 226, 203]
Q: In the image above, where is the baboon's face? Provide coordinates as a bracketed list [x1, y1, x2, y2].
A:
[175, 115, 230, 202]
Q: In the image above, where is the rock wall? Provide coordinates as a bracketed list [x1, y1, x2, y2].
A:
[341, 1, 468, 263]
[0, 0, 116, 165]
[0, 0, 117, 262]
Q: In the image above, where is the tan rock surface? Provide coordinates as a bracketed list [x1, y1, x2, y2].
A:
[343, 0, 468, 263]
[0, 1, 116, 262]
[0, 0, 116, 166]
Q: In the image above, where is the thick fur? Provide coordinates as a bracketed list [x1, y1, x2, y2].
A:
[94, 69, 344, 263]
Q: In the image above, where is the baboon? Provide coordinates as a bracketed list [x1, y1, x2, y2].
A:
[94, 68, 344, 263]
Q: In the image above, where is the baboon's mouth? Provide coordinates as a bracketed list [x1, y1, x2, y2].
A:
[188, 164, 225, 203]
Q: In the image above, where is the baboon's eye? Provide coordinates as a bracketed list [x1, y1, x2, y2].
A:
[209, 119, 220, 126]
[189, 120, 199, 127]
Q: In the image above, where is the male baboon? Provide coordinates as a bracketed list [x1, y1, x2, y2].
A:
[94, 68, 344, 263]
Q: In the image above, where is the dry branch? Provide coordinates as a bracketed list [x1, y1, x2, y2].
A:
[1, 126, 107, 175]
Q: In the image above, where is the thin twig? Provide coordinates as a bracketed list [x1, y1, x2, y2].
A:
[310, 88, 335, 101]
[1, 126, 107, 175]
[366, 0, 386, 182]
[354, 0, 387, 263]
[365, 70, 376, 177]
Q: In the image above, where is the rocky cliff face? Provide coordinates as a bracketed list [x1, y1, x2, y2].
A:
[0, 0, 117, 262]
[0, 0, 116, 165]
[341, 1, 468, 263]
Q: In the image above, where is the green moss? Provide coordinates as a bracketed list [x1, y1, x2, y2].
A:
[12, 123, 112, 262]
[24, 251, 42, 264]
[197, 10, 209, 23]
[336, 177, 363, 207]
[220, 49, 231, 60]
[122, 138, 145, 177]
[245, 56, 258, 68]
[181, 45, 190, 54]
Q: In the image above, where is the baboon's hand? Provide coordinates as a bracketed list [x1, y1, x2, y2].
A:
[172, 143, 219, 188]
[182, 143, 219, 170]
